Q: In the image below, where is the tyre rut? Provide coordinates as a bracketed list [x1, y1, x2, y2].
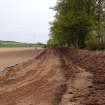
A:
[53, 48, 93, 105]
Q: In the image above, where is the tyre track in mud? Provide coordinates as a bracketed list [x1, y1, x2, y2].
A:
[53, 48, 93, 105]
[65, 49, 105, 105]
[0, 49, 65, 105]
[0, 48, 102, 105]
[0, 49, 50, 105]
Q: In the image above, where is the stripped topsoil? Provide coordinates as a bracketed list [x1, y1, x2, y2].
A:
[0, 48, 105, 105]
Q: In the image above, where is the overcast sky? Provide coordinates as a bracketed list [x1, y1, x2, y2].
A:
[0, 0, 56, 43]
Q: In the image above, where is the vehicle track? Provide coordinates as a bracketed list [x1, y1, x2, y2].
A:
[65, 49, 105, 105]
[0, 49, 65, 105]
[53, 48, 93, 105]
[0, 48, 104, 105]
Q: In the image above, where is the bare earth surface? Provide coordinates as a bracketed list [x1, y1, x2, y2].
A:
[0, 48, 39, 70]
[0, 48, 105, 105]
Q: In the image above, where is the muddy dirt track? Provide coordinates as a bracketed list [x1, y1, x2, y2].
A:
[0, 48, 105, 105]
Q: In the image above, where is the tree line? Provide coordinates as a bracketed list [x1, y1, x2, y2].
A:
[48, 0, 105, 50]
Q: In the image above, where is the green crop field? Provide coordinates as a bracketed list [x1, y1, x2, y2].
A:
[0, 41, 36, 48]
[0, 41, 46, 48]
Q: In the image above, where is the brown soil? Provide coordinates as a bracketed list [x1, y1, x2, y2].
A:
[0, 48, 105, 105]
[0, 48, 40, 70]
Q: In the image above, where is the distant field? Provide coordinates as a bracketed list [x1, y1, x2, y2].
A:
[0, 48, 38, 70]
[0, 41, 35, 47]
[0, 41, 46, 48]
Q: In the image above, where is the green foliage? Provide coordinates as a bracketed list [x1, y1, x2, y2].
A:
[49, 0, 98, 48]
[0, 41, 35, 48]
[35, 42, 46, 48]
[47, 38, 58, 48]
